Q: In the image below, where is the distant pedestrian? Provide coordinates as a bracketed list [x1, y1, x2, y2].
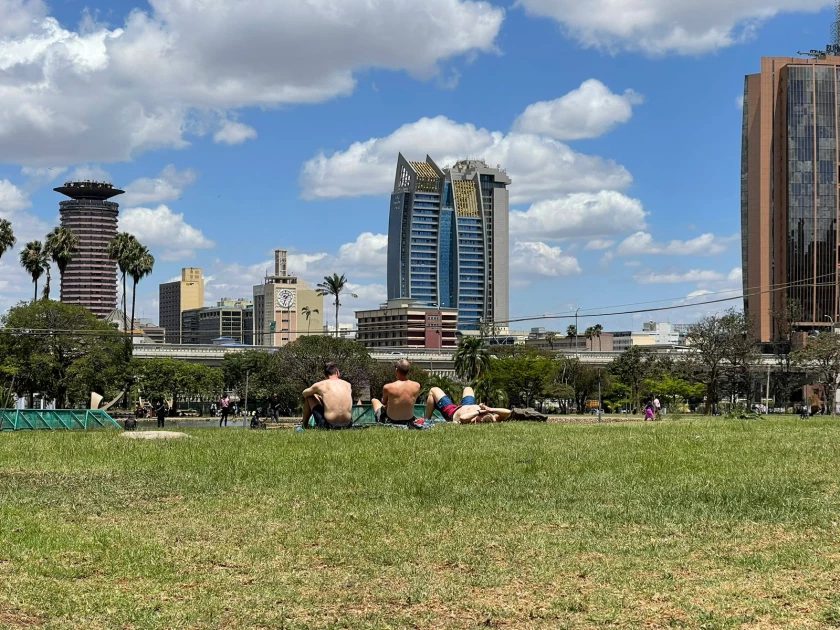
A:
[644, 400, 655, 421]
[267, 393, 281, 423]
[653, 396, 661, 419]
[220, 395, 230, 427]
[210, 402, 217, 417]
[155, 399, 168, 429]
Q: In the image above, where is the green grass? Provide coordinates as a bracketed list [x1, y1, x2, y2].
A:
[1, 418, 840, 629]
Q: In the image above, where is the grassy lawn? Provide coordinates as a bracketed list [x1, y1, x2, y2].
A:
[2, 419, 840, 629]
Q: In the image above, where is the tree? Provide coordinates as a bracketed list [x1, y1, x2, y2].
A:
[301, 305, 319, 336]
[107, 232, 139, 332]
[126, 245, 155, 345]
[609, 346, 654, 413]
[584, 326, 595, 350]
[0, 301, 129, 407]
[566, 325, 577, 349]
[487, 354, 557, 408]
[316, 273, 357, 337]
[44, 226, 80, 301]
[19, 240, 48, 302]
[454, 336, 491, 382]
[544, 331, 557, 351]
[793, 332, 840, 416]
[593, 324, 604, 351]
[136, 359, 222, 414]
[685, 309, 756, 414]
[0, 219, 16, 263]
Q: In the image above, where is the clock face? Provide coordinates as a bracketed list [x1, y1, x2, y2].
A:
[276, 289, 295, 309]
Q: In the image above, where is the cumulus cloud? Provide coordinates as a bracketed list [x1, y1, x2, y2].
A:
[336, 232, 388, 273]
[585, 238, 615, 251]
[300, 116, 631, 203]
[510, 191, 647, 240]
[511, 241, 582, 280]
[0, 0, 504, 165]
[617, 231, 737, 256]
[214, 120, 258, 145]
[513, 79, 643, 140]
[516, 0, 831, 55]
[119, 204, 215, 261]
[121, 165, 198, 207]
[634, 269, 725, 284]
[0, 180, 31, 214]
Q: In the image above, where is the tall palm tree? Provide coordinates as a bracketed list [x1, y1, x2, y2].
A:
[108, 233, 139, 332]
[584, 326, 595, 351]
[545, 331, 557, 351]
[0, 219, 15, 262]
[593, 324, 604, 351]
[19, 241, 48, 301]
[454, 336, 491, 382]
[127, 245, 155, 345]
[301, 305, 319, 335]
[566, 325, 577, 349]
[45, 226, 80, 301]
[316, 273, 357, 338]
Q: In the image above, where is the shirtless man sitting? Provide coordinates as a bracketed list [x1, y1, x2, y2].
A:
[425, 386, 512, 424]
[301, 362, 354, 429]
[371, 359, 421, 425]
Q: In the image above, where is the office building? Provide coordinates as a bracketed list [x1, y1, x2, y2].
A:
[387, 154, 510, 331]
[55, 181, 123, 318]
[355, 299, 458, 349]
[742, 38, 840, 341]
[159, 268, 204, 343]
[182, 304, 253, 345]
[253, 249, 323, 346]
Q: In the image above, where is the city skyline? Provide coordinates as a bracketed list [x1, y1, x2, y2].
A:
[0, 1, 836, 330]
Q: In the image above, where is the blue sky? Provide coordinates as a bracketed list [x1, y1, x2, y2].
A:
[0, 0, 835, 331]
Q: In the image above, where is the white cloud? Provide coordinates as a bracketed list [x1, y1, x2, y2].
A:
[736, 95, 744, 109]
[517, 0, 831, 55]
[121, 165, 198, 207]
[0, 180, 31, 213]
[513, 79, 643, 140]
[67, 165, 112, 183]
[119, 204, 214, 261]
[585, 238, 615, 251]
[511, 241, 581, 280]
[0, 0, 504, 165]
[20, 166, 67, 186]
[336, 232, 388, 274]
[214, 120, 258, 145]
[623, 261, 642, 267]
[617, 231, 737, 256]
[634, 269, 725, 284]
[300, 116, 631, 203]
[510, 190, 647, 240]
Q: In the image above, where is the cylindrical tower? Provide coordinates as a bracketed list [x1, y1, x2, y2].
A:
[54, 181, 124, 319]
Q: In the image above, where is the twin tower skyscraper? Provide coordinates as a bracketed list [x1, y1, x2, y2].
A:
[387, 154, 511, 332]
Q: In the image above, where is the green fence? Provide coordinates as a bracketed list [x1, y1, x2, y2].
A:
[0, 409, 121, 432]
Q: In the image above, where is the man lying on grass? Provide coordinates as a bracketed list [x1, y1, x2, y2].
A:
[301, 362, 353, 430]
[371, 359, 421, 425]
[425, 386, 511, 424]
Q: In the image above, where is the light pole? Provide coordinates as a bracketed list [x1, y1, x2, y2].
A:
[575, 308, 580, 354]
[597, 367, 602, 423]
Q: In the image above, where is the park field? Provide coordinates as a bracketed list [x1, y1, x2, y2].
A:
[2, 419, 840, 629]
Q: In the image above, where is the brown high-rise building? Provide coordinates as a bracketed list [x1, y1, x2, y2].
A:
[742, 53, 840, 342]
[159, 268, 204, 343]
[55, 181, 124, 319]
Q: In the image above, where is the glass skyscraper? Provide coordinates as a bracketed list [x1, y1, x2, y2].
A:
[387, 154, 510, 331]
[742, 56, 840, 341]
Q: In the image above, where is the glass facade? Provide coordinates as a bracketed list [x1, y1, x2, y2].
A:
[786, 65, 838, 323]
[740, 78, 750, 308]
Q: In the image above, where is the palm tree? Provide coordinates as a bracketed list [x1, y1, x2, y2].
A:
[108, 233, 139, 332]
[45, 226, 80, 301]
[545, 331, 557, 351]
[593, 324, 604, 351]
[19, 241, 48, 301]
[0, 219, 15, 262]
[127, 245, 155, 345]
[301, 305, 319, 335]
[566, 325, 577, 349]
[316, 273, 357, 338]
[454, 336, 491, 382]
[584, 326, 595, 351]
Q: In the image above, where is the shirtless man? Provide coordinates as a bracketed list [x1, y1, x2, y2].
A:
[301, 362, 353, 429]
[371, 359, 421, 425]
[425, 386, 512, 424]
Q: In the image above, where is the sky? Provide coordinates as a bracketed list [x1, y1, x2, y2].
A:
[0, 0, 836, 333]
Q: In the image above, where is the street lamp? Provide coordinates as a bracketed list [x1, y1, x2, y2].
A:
[575, 307, 580, 353]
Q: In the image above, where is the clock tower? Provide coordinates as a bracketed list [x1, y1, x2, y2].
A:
[252, 249, 323, 346]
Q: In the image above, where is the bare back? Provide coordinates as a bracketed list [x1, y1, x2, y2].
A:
[311, 379, 353, 424]
[383, 380, 421, 422]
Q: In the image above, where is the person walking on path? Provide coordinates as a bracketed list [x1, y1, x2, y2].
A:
[219, 394, 230, 427]
[267, 393, 281, 423]
[155, 399, 168, 429]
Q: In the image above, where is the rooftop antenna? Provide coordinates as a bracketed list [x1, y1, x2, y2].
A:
[799, 2, 840, 58]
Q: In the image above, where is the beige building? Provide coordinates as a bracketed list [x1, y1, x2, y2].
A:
[159, 268, 204, 344]
[253, 250, 323, 346]
[355, 298, 458, 349]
